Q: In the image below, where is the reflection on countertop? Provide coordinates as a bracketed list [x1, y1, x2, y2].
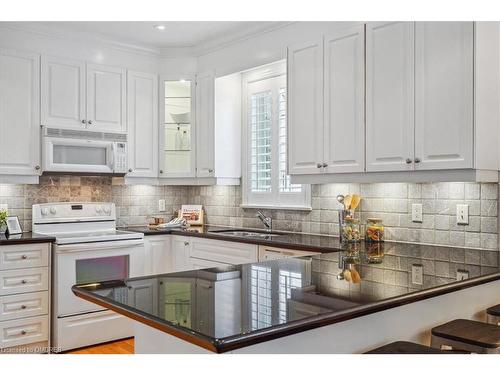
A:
[73, 241, 500, 352]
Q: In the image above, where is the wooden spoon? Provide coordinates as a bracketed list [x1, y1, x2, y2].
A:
[350, 194, 361, 211]
[343, 195, 352, 210]
[350, 265, 361, 284]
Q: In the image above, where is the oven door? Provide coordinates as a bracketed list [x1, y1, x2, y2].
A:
[55, 239, 145, 317]
[43, 137, 114, 173]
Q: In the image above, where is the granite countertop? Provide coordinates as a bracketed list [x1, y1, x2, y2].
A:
[121, 225, 349, 253]
[73, 241, 500, 353]
[0, 232, 56, 245]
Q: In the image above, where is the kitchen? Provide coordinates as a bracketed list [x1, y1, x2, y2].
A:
[0, 1, 500, 372]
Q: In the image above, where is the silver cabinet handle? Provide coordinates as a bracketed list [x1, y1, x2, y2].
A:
[21, 280, 27, 284]
[21, 330, 27, 335]
[88, 120, 93, 125]
[322, 163, 328, 168]
[21, 255, 27, 259]
[208, 169, 214, 173]
[128, 168, 133, 173]
[81, 119, 87, 124]
[316, 163, 323, 168]
[414, 158, 421, 163]
[184, 242, 190, 246]
[159, 170, 164, 174]
[21, 305, 27, 309]
[406, 158, 412, 164]
[34, 165, 40, 171]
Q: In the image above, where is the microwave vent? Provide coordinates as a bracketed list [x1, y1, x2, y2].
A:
[44, 128, 127, 142]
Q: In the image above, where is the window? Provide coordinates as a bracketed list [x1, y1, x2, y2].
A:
[242, 62, 310, 209]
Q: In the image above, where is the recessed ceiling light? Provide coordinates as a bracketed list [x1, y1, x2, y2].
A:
[154, 25, 166, 31]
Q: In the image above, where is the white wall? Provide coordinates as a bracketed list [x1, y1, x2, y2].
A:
[197, 21, 362, 77]
[0, 23, 161, 73]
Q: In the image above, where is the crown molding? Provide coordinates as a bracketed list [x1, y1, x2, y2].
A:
[0, 22, 163, 57]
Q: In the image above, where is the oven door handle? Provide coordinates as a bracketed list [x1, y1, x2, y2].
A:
[56, 239, 144, 253]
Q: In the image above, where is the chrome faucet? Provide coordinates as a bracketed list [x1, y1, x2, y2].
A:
[256, 211, 272, 232]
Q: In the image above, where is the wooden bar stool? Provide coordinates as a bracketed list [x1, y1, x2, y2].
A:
[486, 304, 500, 325]
[431, 319, 500, 354]
[365, 341, 463, 354]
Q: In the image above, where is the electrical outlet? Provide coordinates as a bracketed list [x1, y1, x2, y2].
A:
[456, 269, 469, 281]
[411, 264, 423, 285]
[158, 199, 166, 212]
[456, 204, 469, 225]
[411, 203, 423, 223]
[0, 204, 7, 211]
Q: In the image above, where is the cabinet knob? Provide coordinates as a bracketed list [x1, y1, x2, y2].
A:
[21, 305, 27, 310]
[322, 163, 328, 168]
[88, 120, 93, 125]
[184, 242, 190, 246]
[406, 158, 412, 164]
[81, 119, 87, 124]
[316, 163, 323, 168]
[21, 255, 27, 259]
[160, 170, 164, 174]
[21, 280, 27, 284]
[414, 158, 421, 164]
[21, 330, 27, 335]
[128, 168, 133, 173]
[34, 165, 40, 171]
[208, 169, 214, 173]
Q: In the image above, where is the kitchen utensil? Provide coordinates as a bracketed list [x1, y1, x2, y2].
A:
[344, 195, 352, 210]
[349, 265, 361, 283]
[343, 269, 352, 283]
[336, 194, 345, 209]
[350, 194, 361, 211]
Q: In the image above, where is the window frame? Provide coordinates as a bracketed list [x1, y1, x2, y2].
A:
[241, 61, 311, 211]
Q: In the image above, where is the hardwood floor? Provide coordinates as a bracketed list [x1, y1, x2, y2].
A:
[66, 338, 134, 354]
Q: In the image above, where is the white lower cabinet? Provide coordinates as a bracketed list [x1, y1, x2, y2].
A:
[0, 243, 50, 351]
[143, 235, 173, 275]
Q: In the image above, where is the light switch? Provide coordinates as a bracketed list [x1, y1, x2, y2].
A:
[456, 204, 469, 225]
[456, 269, 469, 281]
[411, 203, 423, 223]
[158, 199, 166, 212]
[411, 264, 423, 285]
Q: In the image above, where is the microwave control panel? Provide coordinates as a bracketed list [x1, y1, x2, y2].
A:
[113, 142, 128, 173]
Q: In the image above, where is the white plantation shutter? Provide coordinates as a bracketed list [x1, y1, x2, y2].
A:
[243, 62, 310, 209]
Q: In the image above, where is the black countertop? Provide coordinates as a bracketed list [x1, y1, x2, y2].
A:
[0, 232, 56, 245]
[73, 241, 500, 353]
[122, 225, 350, 253]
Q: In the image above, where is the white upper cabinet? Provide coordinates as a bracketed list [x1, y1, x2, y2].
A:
[87, 63, 127, 132]
[287, 38, 324, 175]
[323, 25, 365, 173]
[127, 71, 159, 178]
[195, 72, 216, 178]
[41, 56, 85, 129]
[366, 22, 415, 172]
[0, 49, 40, 177]
[415, 22, 474, 170]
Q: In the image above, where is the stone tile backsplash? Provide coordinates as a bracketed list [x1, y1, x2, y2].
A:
[0, 177, 498, 251]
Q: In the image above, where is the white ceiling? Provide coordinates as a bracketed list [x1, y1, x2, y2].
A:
[23, 21, 280, 50]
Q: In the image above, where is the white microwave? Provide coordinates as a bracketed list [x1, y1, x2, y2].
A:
[42, 127, 128, 174]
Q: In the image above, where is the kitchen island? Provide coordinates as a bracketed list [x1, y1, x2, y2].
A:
[73, 241, 500, 353]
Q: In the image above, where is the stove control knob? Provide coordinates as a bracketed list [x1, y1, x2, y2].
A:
[41, 208, 49, 216]
[103, 206, 111, 214]
[96, 206, 102, 213]
[50, 207, 57, 215]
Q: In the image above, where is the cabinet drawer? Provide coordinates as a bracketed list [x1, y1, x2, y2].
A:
[0, 315, 49, 349]
[0, 291, 49, 321]
[0, 268, 49, 296]
[189, 237, 258, 265]
[0, 243, 49, 270]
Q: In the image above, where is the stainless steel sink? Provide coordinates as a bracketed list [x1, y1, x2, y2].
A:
[211, 230, 282, 238]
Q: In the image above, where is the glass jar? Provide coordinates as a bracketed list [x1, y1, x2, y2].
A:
[365, 218, 384, 242]
[341, 217, 361, 243]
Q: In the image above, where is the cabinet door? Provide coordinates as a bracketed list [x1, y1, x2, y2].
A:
[323, 25, 365, 173]
[144, 236, 172, 275]
[0, 49, 40, 176]
[127, 279, 158, 315]
[171, 236, 192, 272]
[127, 71, 159, 178]
[87, 63, 126, 132]
[366, 22, 415, 172]
[287, 38, 324, 175]
[415, 22, 473, 170]
[41, 56, 86, 129]
[195, 72, 215, 178]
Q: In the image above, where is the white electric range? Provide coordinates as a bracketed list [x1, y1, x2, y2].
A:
[32, 202, 145, 352]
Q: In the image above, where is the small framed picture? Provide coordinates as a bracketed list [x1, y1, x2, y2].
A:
[5, 216, 22, 235]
